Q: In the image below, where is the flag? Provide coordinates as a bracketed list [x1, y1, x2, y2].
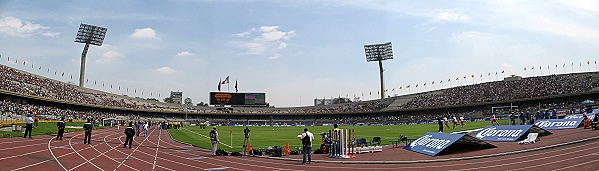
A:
[448, 78, 450, 82]
[463, 76, 466, 79]
[524, 67, 526, 70]
[70, 75, 72, 79]
[23, 61, 25, 65]
[54, 71, 57, 75]
[218, 79, 222, 91]
[423, 83, 426, 86]
[61, 72, 64, 76]
[86, 79, 88, 83]
[495, 72, 497, 75]
[587, 61, 590, 64]
[416, 84, 418, 87]
[471, 74, 474, 78]
[440, 80, 443, 83]
[488, 73, 490, 76]
[399, 86, 402, 89]
[432, 81, 434, 84]
[221, 76, 229, 84]
[532, 66, 534, 70]
[235, 80, 238, 92]
[407, 85, 410, 88]
[38, 66, 41, 70]
[456, 77, 459, 80]
[501, 70, 504, 73]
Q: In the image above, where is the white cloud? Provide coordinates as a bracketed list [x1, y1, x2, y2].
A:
[0, 16, 60, 37]
[268, 53, 282, 59]
[434, 11, 471, 23]
[176, 51, 194, 56]
[95, 51, 123, 64]
[232, 26, 296, 59]
[130, 28, 158, 39]
[156, 66, 178, 73]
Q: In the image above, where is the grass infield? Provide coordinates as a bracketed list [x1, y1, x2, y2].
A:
[169, 119, 510, 152]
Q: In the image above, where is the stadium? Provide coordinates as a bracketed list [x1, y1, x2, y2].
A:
[1, 1, 599, 171]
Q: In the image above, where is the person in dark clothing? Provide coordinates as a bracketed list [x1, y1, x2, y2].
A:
[438, 117, 444, 133]
[124, 122, 135, 148]
[83, 119, 93, 144]
[56, 118, 66, 140]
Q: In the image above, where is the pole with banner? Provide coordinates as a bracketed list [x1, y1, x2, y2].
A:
[230, 127, 233, 148]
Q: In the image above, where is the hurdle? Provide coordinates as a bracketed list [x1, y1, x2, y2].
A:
[328, 129, 356, 159]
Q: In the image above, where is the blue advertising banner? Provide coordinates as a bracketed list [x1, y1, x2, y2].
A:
[564, 113, 596, 121]
[534, 118, 584, 130]
[404, 132, 463, 156]
[474, 125, 531, 142]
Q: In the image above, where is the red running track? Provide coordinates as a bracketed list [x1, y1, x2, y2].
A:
[0, 127, 597, 171]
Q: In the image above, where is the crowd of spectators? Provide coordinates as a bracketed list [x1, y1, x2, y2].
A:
[401, 74, 597, 109]
[1, 64, 387, 114]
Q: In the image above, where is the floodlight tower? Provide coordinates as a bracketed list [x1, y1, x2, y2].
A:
[364, 42, 393, 99]
[74, 23, 107, 87]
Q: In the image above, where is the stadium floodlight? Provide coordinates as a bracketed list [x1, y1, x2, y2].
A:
[74, 23, 107, 87]
[364, 42, 393, 99]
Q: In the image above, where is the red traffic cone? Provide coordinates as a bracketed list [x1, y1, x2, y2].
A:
[247, 143, 252, 154]
[285, 142, 290, 155]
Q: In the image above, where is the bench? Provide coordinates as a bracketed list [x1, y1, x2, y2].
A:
[389, 140, 400, 148]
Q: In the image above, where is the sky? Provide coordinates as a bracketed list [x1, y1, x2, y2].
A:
[0, 0, 598, 107]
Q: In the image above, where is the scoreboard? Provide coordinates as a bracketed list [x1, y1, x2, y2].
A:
[210, 92, 266, 105]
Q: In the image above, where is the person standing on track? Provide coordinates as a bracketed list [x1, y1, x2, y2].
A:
[124, 122, 135, 148]
[143, 122, 149, 137]
[210, 126, 219, 156]
[460, 116, 465, 128]
[300, 128, 314, 164]
[83, 119, 93, 144]
[56, 117, 66, 140]
[135, 121, 140, 137]
[23, 114, 34, 138]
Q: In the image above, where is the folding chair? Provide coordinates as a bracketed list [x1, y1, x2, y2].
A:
[370, 136, 381, 146]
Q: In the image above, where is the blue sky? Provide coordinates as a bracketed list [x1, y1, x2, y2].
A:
[1, 0, 598, 107]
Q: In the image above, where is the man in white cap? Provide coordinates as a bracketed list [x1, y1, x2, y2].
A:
[210, 126, 219, 156]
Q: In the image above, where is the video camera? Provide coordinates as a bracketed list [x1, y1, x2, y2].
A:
[244, 127, 250, 138]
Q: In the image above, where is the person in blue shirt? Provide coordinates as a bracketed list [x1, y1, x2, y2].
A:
[135, 122, 141, 137]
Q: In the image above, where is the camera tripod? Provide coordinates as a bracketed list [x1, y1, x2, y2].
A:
[242, 134, 250, 157]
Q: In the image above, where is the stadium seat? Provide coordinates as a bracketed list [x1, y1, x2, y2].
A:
[518, 133, 538, 145]
[369, 136, 381, 146]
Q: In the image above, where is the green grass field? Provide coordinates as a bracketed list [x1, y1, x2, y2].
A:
[0, 122, 106, 138]
[169, 119, 510, 152]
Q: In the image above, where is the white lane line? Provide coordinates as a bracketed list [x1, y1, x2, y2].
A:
[114, 130, 175, 171]
[0, 142, 47, 151]
[87, 129, 138, 171]
[48, 137, 67, 171]
[114, 128, 158, 171]
[152, 128, 161, 171]
[68, 131, 105, 171]
[9, 137, 67, 171]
